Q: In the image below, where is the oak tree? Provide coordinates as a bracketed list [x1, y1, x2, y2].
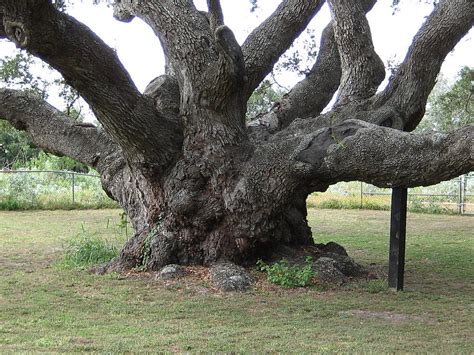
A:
[0, 0, 472, 271]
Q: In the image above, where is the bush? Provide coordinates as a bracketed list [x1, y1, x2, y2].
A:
[57, 231, 119, 269]
[257, 257, 315, 288]
[0, 196, 23, 210]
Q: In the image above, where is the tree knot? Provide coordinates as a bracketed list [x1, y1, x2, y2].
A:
[4, 21, 29, 48]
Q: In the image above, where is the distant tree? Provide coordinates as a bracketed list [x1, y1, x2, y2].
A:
[246, 80, 284, 120]
[0, 52, 52, 98]
[418, 67, 473, 133]
[0, 121, 39, 168]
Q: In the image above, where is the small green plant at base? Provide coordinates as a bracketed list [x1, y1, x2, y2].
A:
[136, 213, 166, 271]
[136, 225, 160, 271]
[57, 231, 119, 269]
[257, 256, 315, 288]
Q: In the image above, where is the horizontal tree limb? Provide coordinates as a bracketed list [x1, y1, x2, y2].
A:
[0, 88, 121, 174]
[296, 120, 474, 188]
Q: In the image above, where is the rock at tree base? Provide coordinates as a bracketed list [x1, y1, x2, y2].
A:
[310, 242, 367, 285]
[157, 264, 186, 280]
[316, 241, 367, 278]
[322, 253, 367, 277]
[210, 262, 254, 292]
[314, 257, 348, 285]
[316, 241, 349, 256]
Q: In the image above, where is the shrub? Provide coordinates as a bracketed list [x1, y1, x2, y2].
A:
[257, 257, 315, 288]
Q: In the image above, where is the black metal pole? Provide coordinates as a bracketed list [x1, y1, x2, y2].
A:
[389, 187, 408, 291]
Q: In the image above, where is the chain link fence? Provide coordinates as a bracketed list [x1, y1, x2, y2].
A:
[0, 169, 117, 210]
[1, 170, 473, 214]
[307, 174, 474, 215]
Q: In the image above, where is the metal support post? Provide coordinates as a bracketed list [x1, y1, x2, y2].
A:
[389, 187, 408, 291]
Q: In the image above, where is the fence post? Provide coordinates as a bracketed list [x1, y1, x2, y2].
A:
[360, 182, 363, 209]
[461, 175, 467, 215]
[71, 172, 75, 205]
[458, 176, 463, 214]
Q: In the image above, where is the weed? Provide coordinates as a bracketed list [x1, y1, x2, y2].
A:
[56, 231, 119, 269]
[137, 214, 166, 270]
[360, 279, 388, 294]
[139, 232, 154, 271]
[257, 256, 315, 288]
[0, 196, 23, 210]
[137, 226, 160, 271]
[117, 212, 130, 237]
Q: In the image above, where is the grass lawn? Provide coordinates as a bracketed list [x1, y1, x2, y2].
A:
[0, 209, 473, 352]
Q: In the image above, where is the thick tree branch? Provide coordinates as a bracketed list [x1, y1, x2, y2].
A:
[207, 0, 224, 31]
[247, 0, 378, 138]
[247, 23, 340, 141]
[0, 0, 183, 170]
[328, 0, 384, 105]
[230, 118, 472, 252]
[279, 25, 340, 121]
[125, 1, 212, 83]
[242, 0, 325, 98]
[0, 88, 121, 174]
[144, 75, 181, 118]
[113, 0, 247, 135]
[376, 0, 474, 131]
[295, 120, 473, 188]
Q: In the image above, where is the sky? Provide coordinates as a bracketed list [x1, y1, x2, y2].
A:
[0, 0, 472, 100]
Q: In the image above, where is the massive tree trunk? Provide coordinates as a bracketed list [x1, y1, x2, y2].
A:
[107, 166, 314, 270]
[0, 0, 472, 271]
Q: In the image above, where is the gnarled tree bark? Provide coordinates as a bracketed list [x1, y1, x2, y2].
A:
[0, 0, 472, 271]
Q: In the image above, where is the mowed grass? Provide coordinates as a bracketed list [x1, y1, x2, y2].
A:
[0, 209, 473, 352]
